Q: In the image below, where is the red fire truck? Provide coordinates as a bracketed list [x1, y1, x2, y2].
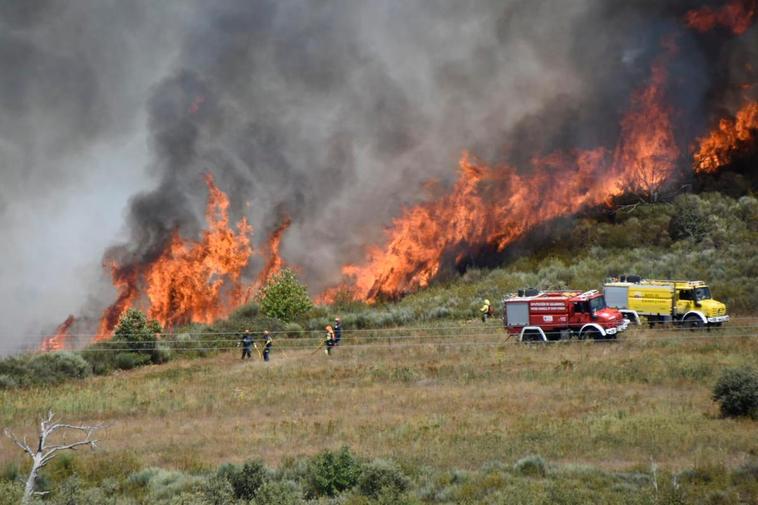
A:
[503, 289, 630, 341]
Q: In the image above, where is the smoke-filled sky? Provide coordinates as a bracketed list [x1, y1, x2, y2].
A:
[0, 0, 755, 352]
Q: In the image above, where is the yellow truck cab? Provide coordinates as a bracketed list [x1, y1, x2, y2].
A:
[603, 276, 729, 328]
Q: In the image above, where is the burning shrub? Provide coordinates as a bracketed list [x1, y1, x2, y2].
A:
[258, 269, 313, 322]
[712, 366, 758, 418]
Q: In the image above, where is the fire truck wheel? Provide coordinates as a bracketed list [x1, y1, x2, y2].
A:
[684, 315, 704, 331]
[580, 328, 601, 340]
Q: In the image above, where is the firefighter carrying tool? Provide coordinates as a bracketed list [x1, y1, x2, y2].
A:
[262, 330, 272, 362]
[313, 325, 336, 355]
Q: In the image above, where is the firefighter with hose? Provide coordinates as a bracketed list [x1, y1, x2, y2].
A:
[314, 325, 337, 356]
[262, 330, 273, 362]
[333, 317, 342, 345]
[239, 329, 254, 360]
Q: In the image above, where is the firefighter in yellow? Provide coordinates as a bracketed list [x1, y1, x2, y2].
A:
[480, 299, 492, 322]
[262, 330, 272, 362]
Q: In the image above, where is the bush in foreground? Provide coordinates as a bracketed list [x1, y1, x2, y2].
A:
[357, 459, 411, 499]
[713, 366, 758, 418]
[305, 447, 362, 498]
[513, 454, 547, 478]
[219, 459, 267, 501]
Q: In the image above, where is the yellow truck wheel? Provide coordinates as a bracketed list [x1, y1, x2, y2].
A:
[684, 314, 704, 330]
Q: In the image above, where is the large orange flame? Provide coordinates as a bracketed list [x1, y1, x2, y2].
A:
[334, 44, 680, 302]
[97, 174, 253, 336]
[685, 0, 757, 35]
[693, 101, 758, 173]
[40, 315, 75, 351]
[255, 216, 292, 289]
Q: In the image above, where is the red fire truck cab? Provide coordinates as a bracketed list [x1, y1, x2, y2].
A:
[503, 289, 629, 341]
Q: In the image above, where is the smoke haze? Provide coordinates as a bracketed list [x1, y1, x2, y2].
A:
[0, 0, 754, 352]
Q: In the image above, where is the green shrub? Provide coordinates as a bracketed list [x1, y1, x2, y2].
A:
[357, 459, 411, 499]
[251, 481, 303, 505]
[201, 474, 235, 505]
[220, 459, 267, 500]
[151, 343, 173, 364]
[258, 269, 313, 322]
[80, 344, 118, 375]
[114, 352, 151, 371]
[0, 480, 22, 505]
[113, 308, 161, 354]
[0, 373, 18, 389]
[231, 302, 260, 319]
[305, 447, 362, 498]
[27, 352, 92, 385]
[127, 467, 201, 500]
[427, 307, 452, 320]
[713, 367, 758, 418]
[513, 455, 547, 478]
[284, 322, 304, 338]
[166, 491, 209, 505]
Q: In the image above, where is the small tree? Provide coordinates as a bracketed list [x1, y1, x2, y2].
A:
[258, 269, 313, 322]
[305, 447, 361, 498]
[669, 194, 708, 242]
[3, 411, 103, 503]
[114, 308, 162, 354]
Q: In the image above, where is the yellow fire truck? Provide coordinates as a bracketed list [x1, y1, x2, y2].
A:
[603, 276, 729, 328]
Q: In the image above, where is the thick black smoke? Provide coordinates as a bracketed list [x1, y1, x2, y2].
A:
[0, 0, 755, 352]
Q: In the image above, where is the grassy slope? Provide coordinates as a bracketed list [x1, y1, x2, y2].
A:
[2, 326, 756, 475]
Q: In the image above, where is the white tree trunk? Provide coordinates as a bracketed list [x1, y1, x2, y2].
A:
[4, 411, 103, 503]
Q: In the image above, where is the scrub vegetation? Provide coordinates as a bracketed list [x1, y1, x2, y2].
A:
[0, 192, 756, 503]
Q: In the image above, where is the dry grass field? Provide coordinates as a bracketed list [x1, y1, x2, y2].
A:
[2, 323, 756, 480]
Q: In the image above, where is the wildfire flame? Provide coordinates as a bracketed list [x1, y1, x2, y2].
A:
[693, 101, 758, 173]
[255, 216, 292, 289]
[97, 174, 253, 336]
[685, 0, 757, 35]
[335, 43, 680, 302]
[40, 315, 75, 351]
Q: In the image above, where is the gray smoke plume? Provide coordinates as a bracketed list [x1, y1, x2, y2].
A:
[0, 0, 754, 353]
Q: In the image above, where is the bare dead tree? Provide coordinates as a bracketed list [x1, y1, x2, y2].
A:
[3, 410, 104, 503]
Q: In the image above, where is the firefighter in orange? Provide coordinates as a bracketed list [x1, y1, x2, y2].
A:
[323, 325, 336, 355]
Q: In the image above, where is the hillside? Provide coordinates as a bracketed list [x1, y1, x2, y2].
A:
[1, 190, 757, 505]
[2, 324, 758, 504]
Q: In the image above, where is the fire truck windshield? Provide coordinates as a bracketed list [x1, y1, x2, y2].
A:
[589, 296, 606, 312]
[694, 287, 712, 301]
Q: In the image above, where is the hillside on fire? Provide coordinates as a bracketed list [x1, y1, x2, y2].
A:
[2, 0, 758, 504]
